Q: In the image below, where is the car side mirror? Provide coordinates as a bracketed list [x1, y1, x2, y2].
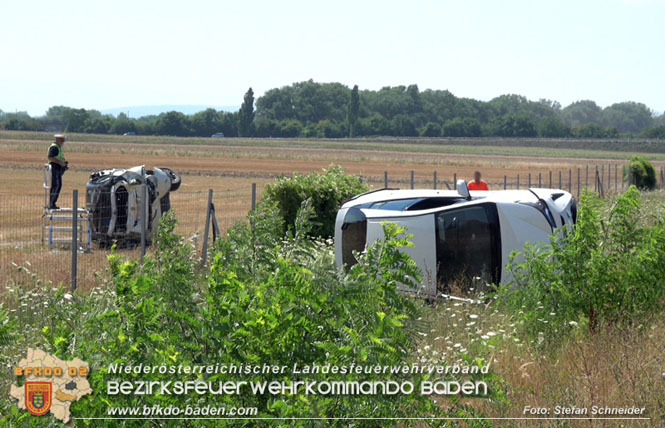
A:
[457, 179, 471, 200]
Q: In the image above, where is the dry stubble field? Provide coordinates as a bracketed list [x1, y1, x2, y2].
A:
[1, 131, 664, 290]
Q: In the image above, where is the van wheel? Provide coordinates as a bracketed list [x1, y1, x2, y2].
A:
[159, 167, 181, 191]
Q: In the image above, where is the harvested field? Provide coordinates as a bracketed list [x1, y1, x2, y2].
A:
[1, 130, 664, 291]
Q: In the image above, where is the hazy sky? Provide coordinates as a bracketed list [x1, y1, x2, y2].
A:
[1, 0, 663, 116]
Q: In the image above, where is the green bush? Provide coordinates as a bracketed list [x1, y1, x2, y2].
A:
[1, 208, 442, 426]
[626, 156, 657, 190]
[261, 166, 368, 238]
[497, 188, 665, 345]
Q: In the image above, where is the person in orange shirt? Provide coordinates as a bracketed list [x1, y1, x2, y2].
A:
[467, 171, 489, 191]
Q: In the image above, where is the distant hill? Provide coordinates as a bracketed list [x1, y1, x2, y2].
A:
[100, 105, 239, 118]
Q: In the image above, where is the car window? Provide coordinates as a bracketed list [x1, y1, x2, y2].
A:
[370, 198, 422, 210]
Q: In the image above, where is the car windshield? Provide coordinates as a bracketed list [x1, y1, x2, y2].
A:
[359, 197, 464, 211]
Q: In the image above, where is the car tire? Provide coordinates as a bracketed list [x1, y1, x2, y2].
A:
[159, 167, 181, 191]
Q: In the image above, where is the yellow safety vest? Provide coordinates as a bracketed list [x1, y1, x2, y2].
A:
[48, 143, 66, 163]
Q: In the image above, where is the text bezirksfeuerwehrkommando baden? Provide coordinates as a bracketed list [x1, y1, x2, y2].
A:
[108, 362, 489, 376]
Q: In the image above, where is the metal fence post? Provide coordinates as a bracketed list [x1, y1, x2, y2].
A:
[503, 175, 507, 190]
[71, 190, 78, 292]
[453, 173, 457, 185]
[359, 175, 363, 185]
[595, 166, 599, 192]
[384, 171, 388, 188]
[251, 183, 257, 211]
[538, 172, 542, 188]
[528, 173, 531, 188]
[201, 189, 213, 268]
[433, 171, 437, 189]
[577, 168, 581, 196]
[564, 169, 568, 192]
[586, 165, 589, 188]
[517, 174, 520, 190]
[558, 171, 562, 189]
[410, 171, 415, 189]
[140, 184, 147, 265]
[549, 171, 552, 188]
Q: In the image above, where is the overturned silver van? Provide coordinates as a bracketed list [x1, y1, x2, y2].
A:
[86, 165, 181, 246]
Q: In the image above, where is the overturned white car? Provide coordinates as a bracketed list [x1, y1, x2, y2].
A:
[86, 165, 181, 246]
[334, 181, 577, 297]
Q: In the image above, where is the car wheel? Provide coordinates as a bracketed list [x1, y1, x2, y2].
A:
[159, 167, 181, 191]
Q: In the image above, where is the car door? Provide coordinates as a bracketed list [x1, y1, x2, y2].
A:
[435, 203, 501, 293]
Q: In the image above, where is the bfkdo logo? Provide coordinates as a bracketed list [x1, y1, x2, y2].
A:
[25, 382, 52, 416]
[10, 348, 93, 423]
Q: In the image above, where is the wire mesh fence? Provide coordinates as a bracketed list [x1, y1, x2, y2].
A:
[363, 163, 663, 197]
[0, 189, 256, 294]
[2, 165, 663, 292]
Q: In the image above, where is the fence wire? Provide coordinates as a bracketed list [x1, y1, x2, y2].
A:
[2, 166, 663, 292]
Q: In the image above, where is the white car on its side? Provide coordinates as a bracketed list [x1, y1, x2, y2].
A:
[334, 181, 577, 297]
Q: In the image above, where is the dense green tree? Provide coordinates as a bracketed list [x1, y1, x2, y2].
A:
[301, 122, 319, 138]
[3, 81, 662, 139]
[601, 102, 653, 134]
[442, 117, 482, 137]
[419, 122, 441, 137]
[238, 87, 255, 137]
[491, 114, 537, 137]
[641, 125, 665, 139]
[190, 108, 221, 137]
[572, 122, 608, 138]
[347, 84, 359, 137]
[254, 117, 279, 137]
[45, 105, 70, 123]
[538, 117, 572, 138]
[315, 119, 346, 138]
[63, 108, 90, 132]
[135, 119, 154, 135]
[218, 111, 239, 137]
[4, 113, 40, 131]
[390, 114, 417, 136]
[657, 114, 665, 126]
[155, 111, 190, 136]
[562, 100, 603, 126]
[362, 85, 424, 121]
[357, 113, 391, 136]
[257, 80, 350, 125]
[110, 112, 137, 134]
[279, 119, 304, 137]
[84, 116, 113, 134]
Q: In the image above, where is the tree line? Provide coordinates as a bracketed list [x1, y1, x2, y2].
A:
[2, 81, 664, 139]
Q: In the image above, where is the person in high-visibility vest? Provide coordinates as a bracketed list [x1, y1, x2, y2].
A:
[47, 134, 68, 209]
[467, 171, 489, 191]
